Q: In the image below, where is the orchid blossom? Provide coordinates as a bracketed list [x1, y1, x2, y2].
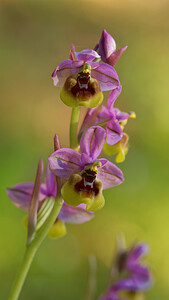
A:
[52, 45, 120, 108]
[49, 126, 124, 211]
[99, 240, 152, 300]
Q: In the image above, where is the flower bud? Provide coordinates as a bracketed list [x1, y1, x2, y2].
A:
[98, 29, 127, 66]
[98, 29, 116, 62]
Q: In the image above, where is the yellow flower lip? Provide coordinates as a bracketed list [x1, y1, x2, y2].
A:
[60, 64, 103, 108]
[61, 171, 105, 212]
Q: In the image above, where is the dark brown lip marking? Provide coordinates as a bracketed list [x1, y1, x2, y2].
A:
[75, 169, 99, 196]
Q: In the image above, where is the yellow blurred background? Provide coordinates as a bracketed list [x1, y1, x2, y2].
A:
[1, 0, 169, 299]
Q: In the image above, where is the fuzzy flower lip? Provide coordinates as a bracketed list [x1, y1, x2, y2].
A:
[7, 163, 94, 224]
[52, 47, 120, 92]
[49, 126, 124, 190]
[97, 29, 128, 67]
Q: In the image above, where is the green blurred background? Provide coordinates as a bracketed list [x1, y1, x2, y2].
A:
[1, 0, 169, 299]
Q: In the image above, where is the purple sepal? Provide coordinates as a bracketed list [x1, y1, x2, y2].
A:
[106, 46, 128, 67]
[45, 163, 57, 197]
[49, 148, 82, 178]
[91, 62, 119, 91]
[116, 111, 130, 122]
[128, 243, 149, 261]
[58, 203, 94, 224]
[52, 59, 82, 86]
[97, 159, 124, 190]
[7, 183, 47, 211]
[106, 120, 123, 145]
[111, 273, 151, 293]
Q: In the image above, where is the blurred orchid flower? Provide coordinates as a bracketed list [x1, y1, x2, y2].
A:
[7, 162, 94, 239]
[99, 237, 152, 300]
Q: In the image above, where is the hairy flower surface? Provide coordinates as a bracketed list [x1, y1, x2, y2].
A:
[52, 45, 120, 108]
[49, 126, 124, 211]
[7, 163, 94, 238]
[100, 241, 152, 300]
[96, 29, 127, 67]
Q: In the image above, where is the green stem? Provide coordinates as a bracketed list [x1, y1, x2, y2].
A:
[70, 107, 80, 150]
[8, 191, 63, 300]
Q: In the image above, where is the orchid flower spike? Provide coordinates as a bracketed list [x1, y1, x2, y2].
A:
[52, 44, 120, 108]
[97, 29, 128, 67]
[7, 160, 94, 240]
[49, 126, 124, 212]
